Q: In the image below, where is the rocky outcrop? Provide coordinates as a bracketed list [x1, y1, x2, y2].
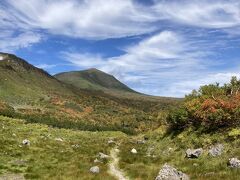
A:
[209, 144, 224, 157]
[186, 148, 203, 158]
[155, 164, 189, 180]
[228, 158, 240, 168]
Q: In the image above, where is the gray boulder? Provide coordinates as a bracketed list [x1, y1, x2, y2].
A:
[186, 148, 203, 158]
[89, 166, 100, 174]
[155, 164, 189, 180]
[228, 158, 240, 168]
[209, 144, 224, 157]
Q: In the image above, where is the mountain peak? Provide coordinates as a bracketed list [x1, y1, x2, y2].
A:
[55, 69, 136, 93]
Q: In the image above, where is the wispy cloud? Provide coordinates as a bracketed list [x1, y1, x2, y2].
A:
[0, 30, 41, 52]
[153, 0, 240, 29]
[62, 30, 227, 97]
[1, 0, 240, 41]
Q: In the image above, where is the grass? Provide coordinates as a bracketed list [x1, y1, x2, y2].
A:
[118, 127, 240, 180]
[0, 115, 127, 179]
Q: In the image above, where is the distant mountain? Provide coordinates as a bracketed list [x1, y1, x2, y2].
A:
[54, 68, 137, 93]
[0, 52, 180, 134]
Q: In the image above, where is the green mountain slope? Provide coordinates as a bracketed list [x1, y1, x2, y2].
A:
[54, 68, 137, 93]
[0, 52, 74, 104]
[0, 53, 180, 134]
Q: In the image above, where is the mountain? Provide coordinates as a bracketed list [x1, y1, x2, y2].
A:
[0, 52, 74, 104]
[54, 68, 137, 93]
[0, 52, 180, 134]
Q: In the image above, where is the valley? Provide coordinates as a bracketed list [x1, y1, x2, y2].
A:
[0, 53, 240, 179]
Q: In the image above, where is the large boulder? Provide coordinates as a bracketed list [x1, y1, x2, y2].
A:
[155, 164, 189, 180]
[186, 148, 203, 158]
[209, 144, 224, 157]
[89, 166, 100, 174]
[228, 158, 240, 168]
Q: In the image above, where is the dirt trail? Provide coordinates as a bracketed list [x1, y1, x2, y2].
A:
[108, 147, 129, 180]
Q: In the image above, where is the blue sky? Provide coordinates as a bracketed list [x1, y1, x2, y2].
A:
[0, 0, 240, 97]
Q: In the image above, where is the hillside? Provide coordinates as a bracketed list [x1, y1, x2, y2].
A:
[0, 53, 179, 134]
[54, 68, 137, 93]
[0, 52, 74, 104]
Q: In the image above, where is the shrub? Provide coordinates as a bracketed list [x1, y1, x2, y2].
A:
[168, 77, 240, 130]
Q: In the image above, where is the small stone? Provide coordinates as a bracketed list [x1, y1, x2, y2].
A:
[186, 148, 203, 158]
[155, 164, 189, 180]
[55, 138, 64, 142]
[94, 158, 101, 163]
[90, 166, 100, 174]
[22, 139, 30, 146]
[12, 133, 16, 137]
[131, 148, 137, 154]
[115, 148, 120, 153]
[137, 140, 146, 144]
[108, 140, 115, 145]
[228, 158, 240, 168]
[209, 144, 224, 157]
[193, 163, 198, 167]
[72, 144, 80, 148]
[99, 152, 109, 159]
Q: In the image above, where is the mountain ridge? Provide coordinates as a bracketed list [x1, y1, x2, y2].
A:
[54, 68, 138, 94]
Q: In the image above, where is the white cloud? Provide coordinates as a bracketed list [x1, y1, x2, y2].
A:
[153, 0, 240, 29]
[0, 31, 41, 52]
[2, 0, 239, 41]
[4, 0, 157, 40]
[36, 64, 57, 69]
[63, 31, 219, 97]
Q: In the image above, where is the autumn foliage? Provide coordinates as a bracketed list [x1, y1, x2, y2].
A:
[168, 77, 240, 130]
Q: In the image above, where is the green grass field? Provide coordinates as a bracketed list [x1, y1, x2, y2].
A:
[0, 115, 127, 180]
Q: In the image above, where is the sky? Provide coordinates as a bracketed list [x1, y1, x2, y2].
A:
[0, 0, 240, 97]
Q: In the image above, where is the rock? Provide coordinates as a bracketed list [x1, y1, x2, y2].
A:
[90, 166, 100, 174]
[193, 163, 198, 167]
[209, 144, 224, 157]
[71, 144, 80, 148]
[94, 158, 102, 163]
[144, 135, 149, 141]
[55, 138, 64, 142]
[22, 139, 30, 146]
[155, 164, 189, 180]
[137, 139, 146, 144]
[186, 148, 203, 158]
[228, 158, 240, 168]
[131, 148, 137, 154]
[114, 148, 120, 153]
[99, 152, 109, 159]
[107, 140, 115, 145]
[146, 147, 155, 157]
